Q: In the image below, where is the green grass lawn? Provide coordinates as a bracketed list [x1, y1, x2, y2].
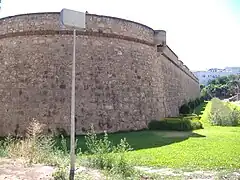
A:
[68, 102, 240, 170]
[70, 126, 240, 170]
[2, 102, 240, 172]
[124, 127, 240, 169]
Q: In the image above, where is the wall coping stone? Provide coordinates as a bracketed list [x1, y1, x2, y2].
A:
[0, 11, 198, 84]
[0, 12, 155, 33]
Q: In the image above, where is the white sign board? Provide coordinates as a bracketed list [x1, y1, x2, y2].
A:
[60, 8, 86, 29]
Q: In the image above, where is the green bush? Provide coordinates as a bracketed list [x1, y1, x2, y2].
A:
[229, 108, 240, 126]
[180, 114, 201, 120]
[208, 98, 240, 126]
[188, 100, 195, 110]
[0, 137, 10, 157]
[190, 118, 204, 130]
[200, 96, 205, 103]
[148, 118, 203, 131]
[195, 98, 201, 106]
[179, 103, 191, 114]
[82, 125, 134, 177]
[179, 98, 202, 114]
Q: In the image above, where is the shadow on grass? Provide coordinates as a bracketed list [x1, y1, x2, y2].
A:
[1, 103, 208, 153]
[0, 130, 206, 153]
[55, 130, 206, 152]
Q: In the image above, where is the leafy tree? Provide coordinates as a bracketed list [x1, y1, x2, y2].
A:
[200, 84, 205, 90]
[200, 74, 240, 99]
[228, 78, 240, 95]
[218, 76, 228, 85]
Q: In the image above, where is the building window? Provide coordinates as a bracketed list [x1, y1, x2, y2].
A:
[202, 75, 205, 78]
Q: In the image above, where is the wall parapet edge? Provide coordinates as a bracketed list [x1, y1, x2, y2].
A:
[161, 47, 199, 84]
[0, 11, 199, 85]
[0, 12, 155, 43]
[0, 12, 154, 32]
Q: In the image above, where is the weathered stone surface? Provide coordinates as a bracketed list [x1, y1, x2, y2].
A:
[0, 12, 200, 136]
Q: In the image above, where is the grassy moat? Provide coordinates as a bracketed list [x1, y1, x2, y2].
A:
[1, 100, 240, 179]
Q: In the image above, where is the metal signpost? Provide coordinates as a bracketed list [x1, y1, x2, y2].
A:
[60, 8, 86, 180]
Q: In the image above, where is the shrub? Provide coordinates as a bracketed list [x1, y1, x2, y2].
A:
[200, 96, 205, 103]
[179, 103, 191, 114]
[82, 125, 134, 177]
[208, 98, 240, 126]
[195, 98, 201, 106]
[180, 114, 201, 120]
[190, 118, 204, 130]
[148, 118, 203, 131]
[0, 136, 12, 157]
[229, 108, 240, 126]
[179, 98, 203, 114]
[188, 100, 195, 110]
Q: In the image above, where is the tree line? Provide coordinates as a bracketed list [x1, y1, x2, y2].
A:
[200, 74, 240, 100]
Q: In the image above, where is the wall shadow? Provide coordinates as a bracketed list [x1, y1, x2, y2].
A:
[105, 130, 206, 151]
[1, 130, 206, 152]
[54, 130, 206, 152]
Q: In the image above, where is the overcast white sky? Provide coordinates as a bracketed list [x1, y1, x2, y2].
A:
[0, 0, 240, 71]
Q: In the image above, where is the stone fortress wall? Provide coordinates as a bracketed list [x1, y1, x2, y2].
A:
[0, 12, 200, 136]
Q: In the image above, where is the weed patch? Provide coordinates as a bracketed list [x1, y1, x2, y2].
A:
[81, 125, 134, 178]
[1, 119, 69, 166]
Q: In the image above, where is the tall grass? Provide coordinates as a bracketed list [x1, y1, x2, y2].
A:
[1, 118, 69, 166]
[81, 125, 134, 178]
[0, 120, 136, 179]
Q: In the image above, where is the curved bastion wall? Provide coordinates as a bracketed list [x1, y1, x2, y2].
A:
[0, 12, 200, 136]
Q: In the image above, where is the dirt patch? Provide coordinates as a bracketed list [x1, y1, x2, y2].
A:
[1, 157, 239, 180]
[0, 158, 55, 180]
[135, 166, 240, 180]
[0, 158, 105, 180]
[75, 166, 105, 180]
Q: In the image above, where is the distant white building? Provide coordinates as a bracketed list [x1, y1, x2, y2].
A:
[193, 67, 240, 85]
